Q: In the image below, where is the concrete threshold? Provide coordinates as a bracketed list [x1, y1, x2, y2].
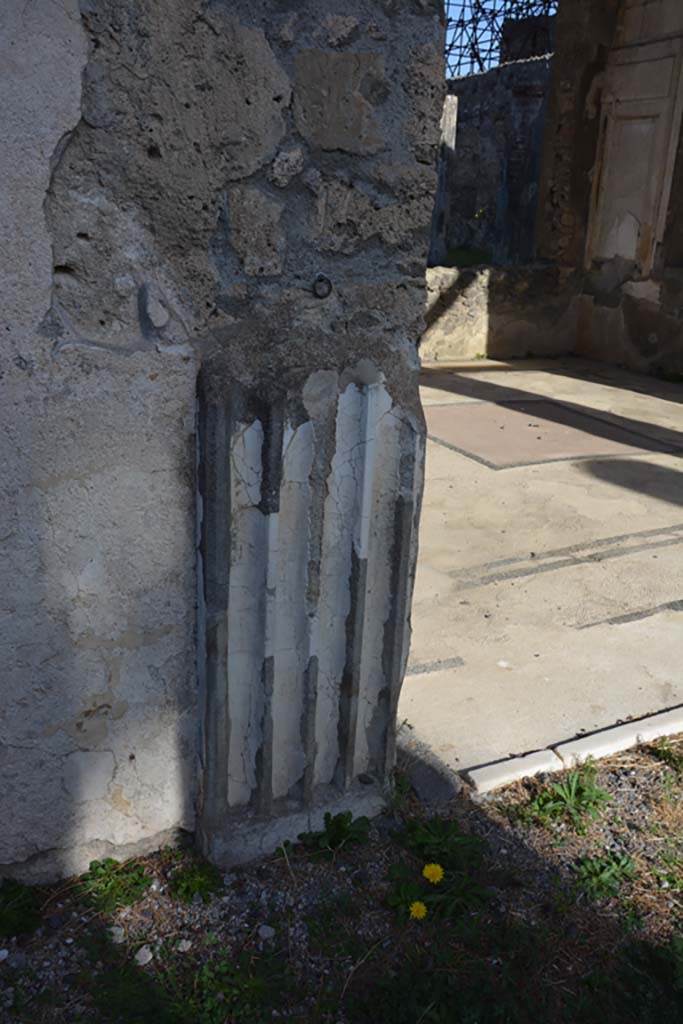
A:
[464, 705, 683, 793]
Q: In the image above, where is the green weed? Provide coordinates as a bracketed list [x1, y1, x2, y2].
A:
[346, 921, 553, 1024]
[385, 860, 487, 921]
[574, 853, 637, 900]
[79, 857, 151, 912]
[298, 811, 370, 860]
[168, 856, 222, 905]
[516, 764, 609, 833]
[82, 929, 288, 1024]
[621, 899, 645, 932]
[78, 930, 187, 1024]
[398, 816, 483, 872]
[661, 770, 681, 803]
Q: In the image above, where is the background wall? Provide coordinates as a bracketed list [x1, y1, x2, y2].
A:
[424, 0, 683, 377]
[431, 56, 553, 267]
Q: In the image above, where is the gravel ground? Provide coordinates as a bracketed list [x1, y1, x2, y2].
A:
[2, 736, 683, 1023]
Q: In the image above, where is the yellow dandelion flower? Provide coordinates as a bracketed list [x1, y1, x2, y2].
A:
[422, 863, 444, 884]
[409, 900, 427, 920]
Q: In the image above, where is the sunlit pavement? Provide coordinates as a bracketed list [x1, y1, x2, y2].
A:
[400, 358, 683, 772]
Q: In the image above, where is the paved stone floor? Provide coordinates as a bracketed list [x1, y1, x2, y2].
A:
[399, 357, 683, 772]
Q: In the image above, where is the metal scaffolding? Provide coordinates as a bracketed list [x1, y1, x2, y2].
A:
[445, 0, 558, 78]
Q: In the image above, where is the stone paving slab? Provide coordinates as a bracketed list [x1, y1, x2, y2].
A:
[425, 398, 678, 469]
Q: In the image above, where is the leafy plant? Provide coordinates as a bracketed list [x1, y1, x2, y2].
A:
[168, 856, 222, 905]
[399, 816, 483, 872]
[574, 853, 637, 900]
[517, 764, 609, 833]
[298, 811, 370, 860]
[0, 879, 43, 937]
[79, 857, 151, 912]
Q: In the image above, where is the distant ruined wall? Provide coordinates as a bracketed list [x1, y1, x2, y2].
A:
[425, 0, 683, 375]
[437, 57, 553, 266]
[1, 0, 444, 881]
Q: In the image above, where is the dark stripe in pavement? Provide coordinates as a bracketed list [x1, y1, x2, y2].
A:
[448, 523, 683, 591]
[578, 599, 683, 630]
[406, 655, 465, 677]
[454, 536, 683, 590]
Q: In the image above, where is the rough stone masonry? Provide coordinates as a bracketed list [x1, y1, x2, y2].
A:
[0, 0, 444, 880]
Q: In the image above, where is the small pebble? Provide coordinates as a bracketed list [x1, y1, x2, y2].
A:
[177, 939, 192, 953]
[134, 945, 153, 966]
[109, 926, 125, 945]
[0, 951, 8, 963]
[258, 925, 276, 941]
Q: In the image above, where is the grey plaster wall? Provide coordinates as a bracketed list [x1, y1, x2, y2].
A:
[1, 0, 443, 880]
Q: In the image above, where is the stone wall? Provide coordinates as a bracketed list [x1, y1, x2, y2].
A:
[429, 56, 553, 267]
[421, 264, 577, 361]
[1, 0, 443, 881]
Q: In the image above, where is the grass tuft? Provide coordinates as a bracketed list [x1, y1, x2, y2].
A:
[514, 763, 609, 833]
